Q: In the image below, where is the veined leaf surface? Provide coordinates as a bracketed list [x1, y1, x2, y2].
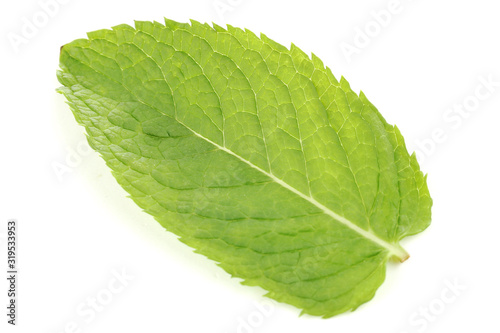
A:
[57, 19, 432, 318]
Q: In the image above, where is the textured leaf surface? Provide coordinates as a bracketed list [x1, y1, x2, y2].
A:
[57, 19, 432, 318]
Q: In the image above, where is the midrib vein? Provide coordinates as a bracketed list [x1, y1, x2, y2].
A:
[178, 120, 409, 262]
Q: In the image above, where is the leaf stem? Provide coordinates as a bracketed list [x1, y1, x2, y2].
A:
[390, 245, 410, 263]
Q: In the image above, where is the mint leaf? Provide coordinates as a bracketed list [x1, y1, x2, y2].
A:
[57, 19, 432, 318]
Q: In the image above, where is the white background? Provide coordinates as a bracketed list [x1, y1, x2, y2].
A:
[1, 0, 499, 332]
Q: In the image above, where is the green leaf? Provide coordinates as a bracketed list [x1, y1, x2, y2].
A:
[57, 19, 432, 318]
